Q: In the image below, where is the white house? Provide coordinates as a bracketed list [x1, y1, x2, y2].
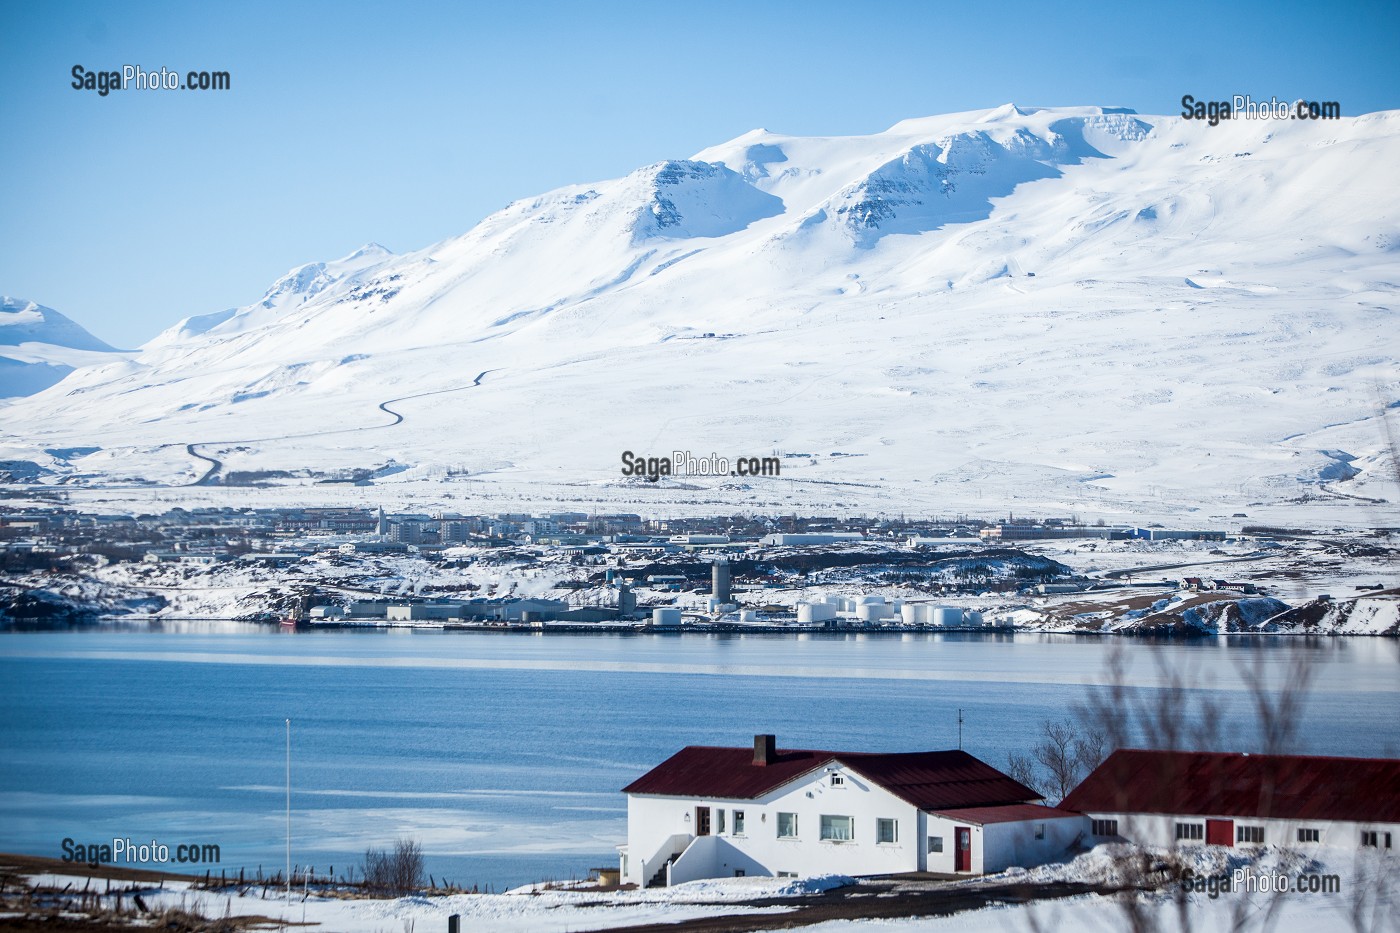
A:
[619, 735, 1084, 887]
[1063, 749, 1400, 852]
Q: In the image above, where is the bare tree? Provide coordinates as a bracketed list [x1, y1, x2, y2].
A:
[1007, 719, 1108, 804]
[361, 838, 425, 896]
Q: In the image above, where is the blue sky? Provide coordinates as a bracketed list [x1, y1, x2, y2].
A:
[2, 0, 1397, 346]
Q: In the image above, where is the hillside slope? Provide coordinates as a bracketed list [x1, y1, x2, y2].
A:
[2, 105, 1397, 523]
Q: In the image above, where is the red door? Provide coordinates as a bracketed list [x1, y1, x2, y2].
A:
[954, 826, 972, 871]
[1206, 819, 1233, 847]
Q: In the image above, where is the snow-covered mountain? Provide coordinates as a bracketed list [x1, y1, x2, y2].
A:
[2, 104, 1398, 524]
[0, 297, 126, 398]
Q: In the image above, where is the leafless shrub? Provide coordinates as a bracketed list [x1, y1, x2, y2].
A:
[361, 838, 425, 896]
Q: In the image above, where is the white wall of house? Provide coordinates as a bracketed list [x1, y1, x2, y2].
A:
[623, 761, 922, 886]
[1082, 811, 1400, 851]
[921, 814, 985, 874]
[981, 814, 1086, 872]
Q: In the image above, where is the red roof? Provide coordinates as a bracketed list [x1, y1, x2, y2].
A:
[934, 803, 1080, 825]
[623, 745, 1039, 812]
[1062, 749, 1400, 823]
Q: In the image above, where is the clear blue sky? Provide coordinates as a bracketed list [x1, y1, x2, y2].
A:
[2, 0, 1397, 347]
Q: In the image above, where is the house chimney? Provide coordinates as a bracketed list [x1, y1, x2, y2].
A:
[753, 734, 777, 766]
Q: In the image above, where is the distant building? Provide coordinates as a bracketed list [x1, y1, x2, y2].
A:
[712, 559, 732, 603]
[979, 525, 1120, 542]
[1130, 528, 1226, 541]
[1064, 749, 1399, 851]
[760, 533, 864, 546]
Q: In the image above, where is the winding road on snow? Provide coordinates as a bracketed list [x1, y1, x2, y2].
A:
[183, 370, 497, 485]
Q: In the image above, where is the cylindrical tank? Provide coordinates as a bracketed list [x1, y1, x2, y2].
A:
[739, 610, 759, 623]
[652, 608, 682, 626]
[932, 606, 962, 626]
[856, 604, 885, 622]
[856, 595, 885, 606]
[966, 610, 984, 626]
[900, 604, 920, 625]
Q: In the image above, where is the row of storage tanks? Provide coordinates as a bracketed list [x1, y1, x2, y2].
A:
[796, 595, 983, 626]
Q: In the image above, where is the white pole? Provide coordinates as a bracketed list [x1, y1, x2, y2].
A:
[286, 718, 291, 905]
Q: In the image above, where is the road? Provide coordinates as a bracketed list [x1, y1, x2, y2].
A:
[183, 370, 496, 486]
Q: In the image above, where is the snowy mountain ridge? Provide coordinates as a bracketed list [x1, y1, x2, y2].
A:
[2, 104, 1398, 524]
[0, 296, 126, 398]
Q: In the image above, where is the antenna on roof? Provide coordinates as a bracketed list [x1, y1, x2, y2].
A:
[958, 708, 964, 750]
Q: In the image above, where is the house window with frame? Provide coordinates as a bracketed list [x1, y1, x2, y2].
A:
[820, 814, 854, 842]
[733, 810, 745, 836]
[877, 818, 898, 844]
[928, 836, 944, 853]
[1034, 823, 1045, 840]
[1091, 819, 1118, 837]
[1297, 828, 1320, 843]
[777, 812, 798, 839]
[829, 773, 845, 787]
[1362, 831, 1379, 847]
[716, 809, 726, 834]
[1176, 822, 1205, 841]
[1237, 825, 1265, 844]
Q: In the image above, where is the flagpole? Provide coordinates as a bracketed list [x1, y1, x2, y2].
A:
[286, 718, 291, 905]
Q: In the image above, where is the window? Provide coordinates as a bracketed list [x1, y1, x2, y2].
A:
[1091, 819, 1119, 837]
[733, 810, 745, 835]
[830, 773, 845, 787]
[716, 809, 726, 835]
[820, 814, 855, 842]
[777, 812, 798, 839]
[1298, 828, 1320, 843]
[1034, 823, 1045, 841]
[877, 818, 899, 844]
[733, 869, 745, 877]
[1362, 831, 1379, 848]
[928, 836, 944, 854]
[777, 871, 797, 878]
[1237, 826, 1265, 844]
[1176, 822, 1205, 841]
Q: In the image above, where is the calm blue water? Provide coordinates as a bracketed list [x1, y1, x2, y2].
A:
[2, 627, 1396, 889]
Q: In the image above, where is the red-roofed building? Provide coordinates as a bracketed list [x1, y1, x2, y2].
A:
[619, 735, 1085, 886]
[1063, 749, 1400, 851]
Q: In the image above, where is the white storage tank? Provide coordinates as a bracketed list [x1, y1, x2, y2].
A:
[798, 602, 838, 623]
[856, 595, 886, 606]
[900, 604, 921, 625]
[738, 609, 759, 623]
[856, 603, 889, 622]
[966, 610, 985, 626]
[931, 606, 963, 627]
[651, 608, 683, 626]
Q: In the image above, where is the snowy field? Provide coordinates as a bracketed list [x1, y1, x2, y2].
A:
[17, 871, 850, 932]
[17, 845, 1396, 933]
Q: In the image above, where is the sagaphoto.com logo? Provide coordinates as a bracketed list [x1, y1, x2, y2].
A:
[1181, 94, 1340, 126]
[71, 64, 231, 97]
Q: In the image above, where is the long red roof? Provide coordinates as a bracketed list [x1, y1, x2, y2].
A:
[622, 745, 1039, 811]
[1061, 749, 1400, 823]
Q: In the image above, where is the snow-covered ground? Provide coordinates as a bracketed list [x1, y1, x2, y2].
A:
[2, 105, 1398, 525]
[19, 871, 853, 932]
[798, 846, 1399, 932]
[21, 846, 1396, 932]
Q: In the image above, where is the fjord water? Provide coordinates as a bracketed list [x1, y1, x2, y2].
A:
[2, 627, 1397, 889]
